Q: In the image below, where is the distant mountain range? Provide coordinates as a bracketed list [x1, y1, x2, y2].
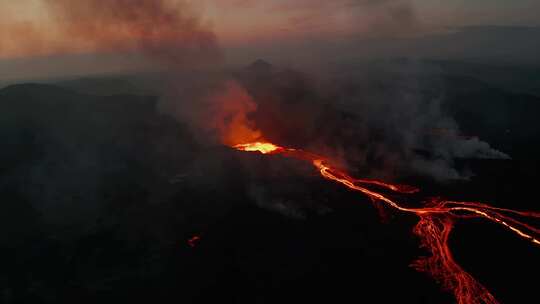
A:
[2, 26, 540, 84]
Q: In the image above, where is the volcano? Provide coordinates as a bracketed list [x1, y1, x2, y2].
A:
[2, 59, 540, 304]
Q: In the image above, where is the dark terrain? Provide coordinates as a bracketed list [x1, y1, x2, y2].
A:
[1, 61, 539, 303]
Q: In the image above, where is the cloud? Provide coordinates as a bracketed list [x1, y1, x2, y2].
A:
[1, 0, 220, 68]
[223, 60, 510, 182]
[273, 0, 419, 38]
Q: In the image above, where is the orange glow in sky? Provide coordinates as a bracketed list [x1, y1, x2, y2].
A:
[2, 0, 540, 60]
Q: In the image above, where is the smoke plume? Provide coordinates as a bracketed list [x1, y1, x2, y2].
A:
[2, 0, 510, 184]
[2, 0, 220, 68]
[228, 60, 510, 182]
[202, 81, 262, 145]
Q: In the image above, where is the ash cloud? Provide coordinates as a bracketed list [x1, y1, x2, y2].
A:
[47, 0, 220, 68]
[278, 0, 419, 38]
[2, 0, 220, 69]
[37, 1, 263, 147]
[228, 59, 510, 182]
[160, 55, 509, 183]
[38, 1, 261, 148]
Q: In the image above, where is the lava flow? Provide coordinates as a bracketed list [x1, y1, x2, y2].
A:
[187, 235, 201, 248]
[233, 141, 540, 304]
[234, 142, 282, 154]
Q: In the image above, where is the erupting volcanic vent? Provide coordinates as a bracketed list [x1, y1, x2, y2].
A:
[233, 141, 540, 304]
[234, 142, 282, 154]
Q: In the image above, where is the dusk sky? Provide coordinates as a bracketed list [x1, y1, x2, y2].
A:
[1, 0, 540, 81]
[2, 2, 540, 304]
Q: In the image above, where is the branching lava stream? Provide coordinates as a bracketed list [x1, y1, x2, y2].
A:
[233, 141, 540, 304]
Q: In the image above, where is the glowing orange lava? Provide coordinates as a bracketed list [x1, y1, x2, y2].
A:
[234, 141, 540, 304]
[233, 142, 282, 154]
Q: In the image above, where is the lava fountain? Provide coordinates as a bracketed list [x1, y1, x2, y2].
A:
[233, 142, 282, 154]
[233, 141, 540, 304]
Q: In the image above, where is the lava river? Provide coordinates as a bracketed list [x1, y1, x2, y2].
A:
[233, 141, 540, 304]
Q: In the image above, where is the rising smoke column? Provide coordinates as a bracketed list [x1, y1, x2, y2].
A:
[26, 0, 221, 68]
[41, 0, 264, 144]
